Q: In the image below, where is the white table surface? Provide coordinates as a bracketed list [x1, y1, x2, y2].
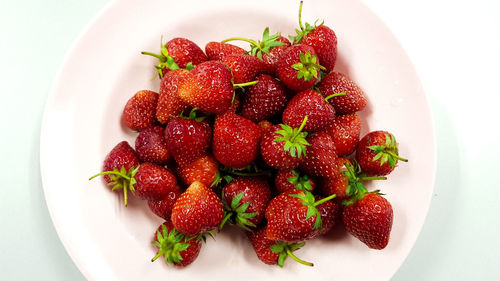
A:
[1, 0, 499, 280]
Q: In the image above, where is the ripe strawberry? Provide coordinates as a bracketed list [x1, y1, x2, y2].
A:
[265, 189, 336, 242]
[274, 170, 316, 194]
[122, 90, 158, 131]
[257, 120, 273, 133]
[212, 111, 261, 169]
[290, 1, 337, 73]
[299, 132, 339, 178]
[134, 125, 170, 165]
[317, 157, 352, 200]
[317, 72, 367, 114]
[164, 113, 211, 166]
[356, 131, 408, 176]
[155, 69, 190, 124]
[282, 89, 338, 132]
[220, 177, 271, 230]
[171, 181, 224, 236]
[314, 195, 341, 236]
[247, 227, 312, 267]
[177, 61, 234, 115]
[151, 221, 201, 267]
[276, 44, 323, 91]
[176, 154, 219, 187]
[148, 186, 182, 220]
[324, 113, 361, 156]
[262, 35, 291, 75]
[342, 193, 393, 249]
[221, 54, 266, 84]
[240, 74, 287, 122]
[205, 41, 246, 61]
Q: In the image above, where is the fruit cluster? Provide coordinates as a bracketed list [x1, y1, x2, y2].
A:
[90, 1, 407, 268]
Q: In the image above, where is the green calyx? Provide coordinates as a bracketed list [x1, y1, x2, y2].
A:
[179, 107, 206, 122]
[222, 27, 285, 60]
[219, 191, 258, 231]
[151, 224, 192, 265]
[291, 51, 325, 81]
[269, 241, 313, 267]
[233, 80, 259, 89]
[141, 37, 195, 78]
[342, 160, 387, 206]
[289, 191, 336, 230]
[368, 133, 408, 167]
[274, 116, 310, 158]
[287, 170, 314, 192]
[289, 1, 324, 44]
[88, 165, 139, 206]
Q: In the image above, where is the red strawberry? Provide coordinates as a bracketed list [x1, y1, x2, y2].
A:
[282, 89, 337, 132]
[299, 132, 339, 178]
[247, 227, 312, 267]
[313, 195, 341, 236]
[205, 41, 246, 61]
[276, 44, 323, 91]
[317, 72, 367, 114]
[177, 61, 234, 115]
[317, 157, 352, 200]
[257, 120, 274, 134]
[220, 177, 271, 230]
[212, 111, 261, 169]
[262, 35, 292, 74]
[291, 1, 337, 72]
[342, 193, 393, 249]
[171, 181, 224, 236]
[133, 163, 178, 201]
[135, 125, 170, 165]
[155, 69, 190, 124]
[356, 131, 408, 176]
[176, 154, 219, 187]
[164, 113, 211, 166]
[241, 74, 288, 122]
[274, 170, 316, 194]
[148, 186, 182, 220]
[265, 189, 336, 242]
[324, 113, 361, 156]
[222, 54, 266, 84]
[122, 90, 158, 131]
[151, 221, 201, 267]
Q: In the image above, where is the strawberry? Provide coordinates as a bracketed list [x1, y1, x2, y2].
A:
[205, 41, 246, 61]
[247, 227, 313, 267]
[164, 111, 211, 166]
[212, 111, 262, 169]
[356, 131, 408, 176]
[220, 177, 271, 230]
[260, 120, 310, 171]
[274, 170, 316, 194]
[240, 74, 288, 122]
[313, 195, 341, 236]
[290, 1, 338, 73]
[176, 154, 219, 187]
[317, 157, 352, 200]
[317, 72, 367, 114]
[342, 193, 393, 250]
[148, 185, 182, 220]
[134, 125, 170, 165]
[122, 90, 158, 131]
[299, 132, 339, 178]
[282, 89, 341, 132]
[261, 35, 291, 74]
[265, 189, 336, 242]
[221, 54, 266, 84]
[257, 120, 273, 133]
[324, 113, 361, 156]
[276, 44, 323, 91]
[171, 181, 224, 236]
[155, 69, 190, 124]
[151, 221, 201, 267]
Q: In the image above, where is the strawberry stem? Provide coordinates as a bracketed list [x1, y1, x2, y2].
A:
[233, 80, 259, 88]
[221, 37, 259, 46]
[313, 194, 336, 207]
[298, 1, 305, 31]
[286, 248, 313, 267]
[359, 176, 387, 181]
[89, 170, 131, 181]
[324, 92, 346, 101]
[388, 150, 408, 162]
[141, 51, 164, 61]
[291, 115, 308, 142]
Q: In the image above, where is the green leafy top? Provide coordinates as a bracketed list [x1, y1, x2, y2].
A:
[287, 170, 314, 192]
[151, 224, 192, 265]
[291, 51, 325, 81]
[274, 116, 310, 158]
[269, 241, 313, 267]
[289, 191, 336, 230]
[289, 1, 324, 44]
[219, 191, 258, 231]
[88, 165, 139, 206]
[141, 37, 195, 78]
[221, 27, 285, 60]
[368, 133, 408, 167]
[341, 160, 387, 206]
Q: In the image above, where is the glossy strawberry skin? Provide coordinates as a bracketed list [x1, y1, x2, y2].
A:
[178, 61, 234, 115]
[276, 44, 318, 91]
[166, 38, 207, 69]
[122, 90, 159, 131]
[176, 154, 219, 188]
[299, 132, 339, 178]
[247, 227, 280, 265]
[262, 36, 291, 75]
[164, 118, 211, 167]
[260, 125, 302, 171]
[257, 120, 274, 134]
[302, 25, 337, 73]
[317, 157, 352, 200]
[356, 131, 399, 176]
[171, 181, 224, 236]
[134, 163, 178, 201]
[102, 141, 140, 184]
[135, 126, 170, 165]
[342, 193, 393, 249]
[156, 69, 190, 124]
[317, 72, 367, 115]
[148, 186, 182, 220]
[274, 170, 316, 194]
[325, 114, 361, 156]
[282, 89, 335, 132]
[212, 111, 262, 169]
[205, 41, 246, 61]
[222, 54, 266, 84]
[153, 221, 201, 267]
[241, 74, 288, 122]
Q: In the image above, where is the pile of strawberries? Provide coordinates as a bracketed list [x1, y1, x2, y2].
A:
[91, 1, 408, 268]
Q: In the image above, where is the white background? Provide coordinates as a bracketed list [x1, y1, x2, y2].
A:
[0, 0, 499, 280]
